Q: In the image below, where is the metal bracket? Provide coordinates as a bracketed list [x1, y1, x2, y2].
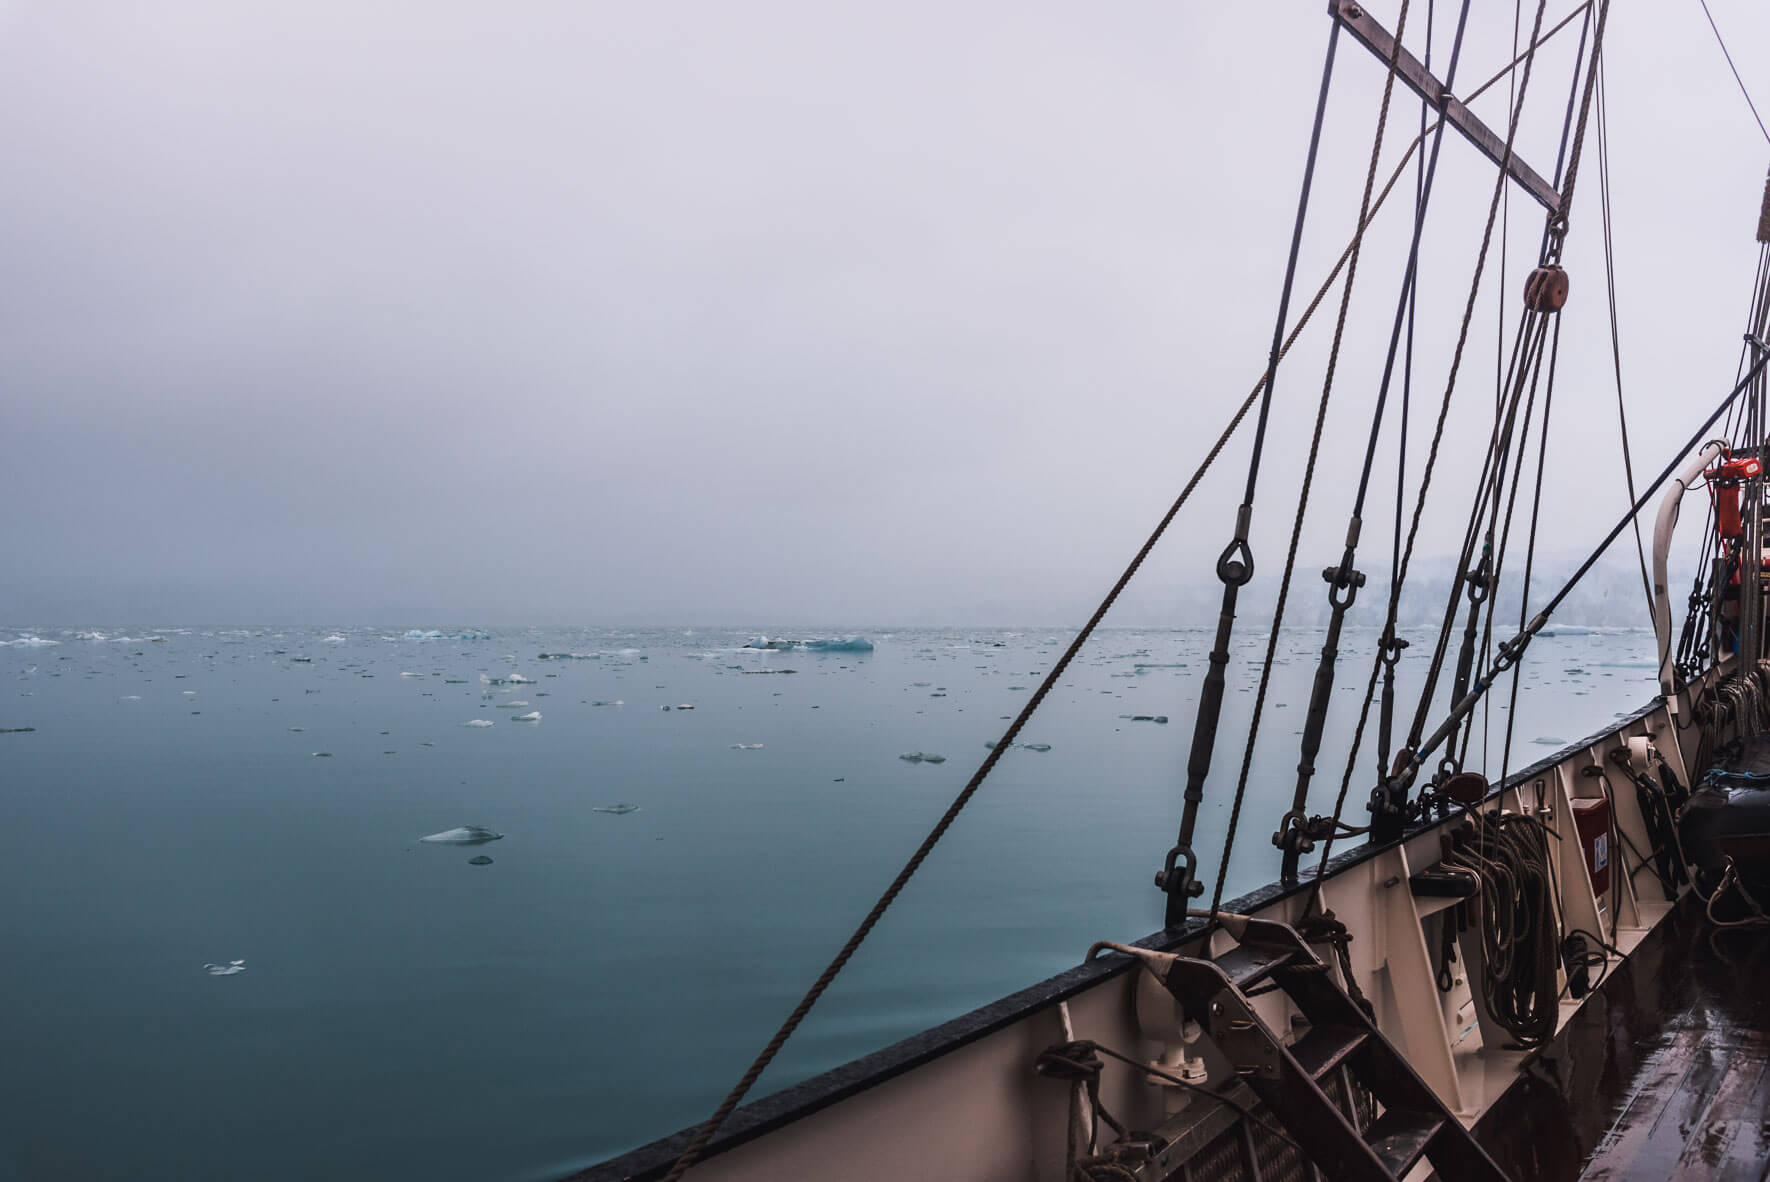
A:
[1330, 0, 1562, 213]
[1205, 988, 1281, 1080]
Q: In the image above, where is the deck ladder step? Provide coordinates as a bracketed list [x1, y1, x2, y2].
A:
[1213, 941, 1295, 990]
[1155, 917, 1508, 1182]
[1289, 1025, 1367, 1080]
[1363, 1109, 1444, 1176]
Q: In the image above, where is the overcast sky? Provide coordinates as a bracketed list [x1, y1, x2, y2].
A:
[3, 1, 1769, 626]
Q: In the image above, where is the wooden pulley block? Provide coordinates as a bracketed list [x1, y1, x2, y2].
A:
[1523, 265, 1569, 312]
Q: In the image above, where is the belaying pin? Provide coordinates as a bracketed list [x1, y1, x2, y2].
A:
[1524, 265, 1569, 312]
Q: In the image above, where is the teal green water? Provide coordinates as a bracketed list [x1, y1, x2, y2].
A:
[0, 625, 1656, 1180]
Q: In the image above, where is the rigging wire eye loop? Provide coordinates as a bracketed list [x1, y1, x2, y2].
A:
[1217, 538, 1255, 587]
[1323, 564, 1365, 609]
[1379, 635, 1409, 668]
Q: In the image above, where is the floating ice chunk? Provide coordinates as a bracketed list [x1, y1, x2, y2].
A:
[589, 699, 625, 707]
[512, 711, 541, 722]
[321, 634, 347, 644]
[420, 825, 504, 844]
[805, 637, 873, 653]
[468, 855, 494, 866]
[1023, 743, 1052, 752]
[121, 695, 141, 701]
[538, 652, 598, 660]
[403, 630, 446, 640]
[2, 636, 58, 647]
[75, 631, 106, 641]
[731, 743, 764, 750]
[1121, 714, 1170, 724]
[746, 636, 874, 653]
[312, 752, 332, 757]
[593, 803, 640, 815]
[899, 752, 946, 764]
[674, 704, 695, 711]
[1532, 736, 1568, 746]
[204, 959, 246, 977]
[0, 727, 36, 734]
[400, 671, 423, 678]
[496, 701, 530, 708]
[461, 719, 495, 728]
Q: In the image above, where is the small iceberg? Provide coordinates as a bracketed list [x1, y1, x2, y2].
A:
[593, 803, 641, 815]
[403, 629, 446, 640]
[512, 711, 541, 722]
[419, 825, 504, 844]
[467, 855, 494, 866]
[745, 635, 874, 653]
[321, 634, 347, 644]
[731, 743, 764, 750]
[899, 751, 947, 764]
[461, 719, 495, 728]
[204, 960, 246, 977]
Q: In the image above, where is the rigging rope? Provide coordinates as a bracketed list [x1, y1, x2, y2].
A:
[1596, 56, 1655, 617]
[1306, 0, 1593, 905]
[1696, 0, 1770, 148]
[1164, 21, 1344, 924]
[1370, 0, 1554, 834]
[1500, 318, 1562, 782]
[1207, 0, 1422, 916]
[1387, 350, 1770, 798]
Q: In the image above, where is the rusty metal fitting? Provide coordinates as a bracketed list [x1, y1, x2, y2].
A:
[1523, 264, 1569, 312]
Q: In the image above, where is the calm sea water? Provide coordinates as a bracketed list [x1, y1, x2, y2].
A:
[0, 624, 1656, 1180]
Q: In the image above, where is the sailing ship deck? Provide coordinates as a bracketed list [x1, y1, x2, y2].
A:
[1477, 896, 1770, 1181]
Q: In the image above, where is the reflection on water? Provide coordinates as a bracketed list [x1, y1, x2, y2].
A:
[0, 624, 1656, 1180]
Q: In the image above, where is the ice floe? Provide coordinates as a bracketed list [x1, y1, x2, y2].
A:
[461, 719, 495, 728]
[899, 751, 947, 764]
[512, 711, 541, 722]
[745, 635, 874, 653]
[593, 803, 640, 815]
[204, 959, 246, 977]
[419, 825, 503, 844]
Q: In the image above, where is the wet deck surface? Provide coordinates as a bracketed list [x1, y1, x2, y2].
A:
[1474, 896, 1770, 1181]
